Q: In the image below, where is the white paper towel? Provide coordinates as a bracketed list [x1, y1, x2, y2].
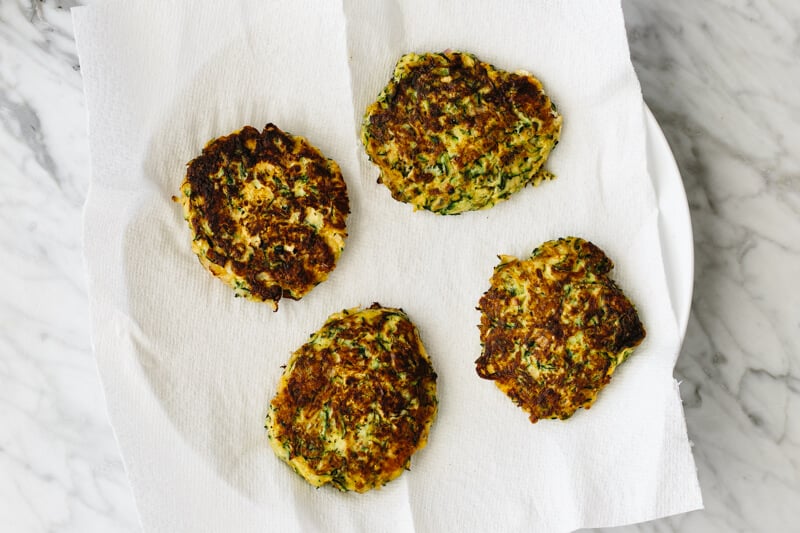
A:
[74, 1, 703, 531]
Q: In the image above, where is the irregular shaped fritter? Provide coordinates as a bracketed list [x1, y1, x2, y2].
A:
[361, 51, 562, 215]
[476, 237, 645, 422]
[265, 304, 438, 492]
[178, 124, 349, 310]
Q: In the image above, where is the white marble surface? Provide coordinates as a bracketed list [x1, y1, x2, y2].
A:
[0, 0, 797, 531]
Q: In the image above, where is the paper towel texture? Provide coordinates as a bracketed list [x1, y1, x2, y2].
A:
[74, 1, 702, 531]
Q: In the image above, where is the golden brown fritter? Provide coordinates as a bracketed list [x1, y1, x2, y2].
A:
[265, 304, 438, 492]
[476, 237, 645, 422]
[361, 51, 561, 215]
[178, 124, 349, 310]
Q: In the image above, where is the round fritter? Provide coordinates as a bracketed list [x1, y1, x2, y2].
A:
[476, 237, 646, 422]
[178, 124, 349, 310]
[361, 50, 562, 215]
[265, 304, 438, 492]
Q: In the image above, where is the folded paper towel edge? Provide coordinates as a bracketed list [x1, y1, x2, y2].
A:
[72, 6, 148, 532]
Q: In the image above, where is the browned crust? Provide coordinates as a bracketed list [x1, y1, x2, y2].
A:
[476, 237, 646, 422]
[181, 124, 349, 308]
[361, 51, 561, 214]
[267, 303, 437, 492]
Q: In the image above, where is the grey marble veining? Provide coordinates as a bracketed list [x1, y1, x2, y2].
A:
[0, 0, 139, 531]
[0, 0, 797, 531]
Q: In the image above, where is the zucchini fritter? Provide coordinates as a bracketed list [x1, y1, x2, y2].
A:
[476, 237, 645, 422]
[361, 51, 561, 214]
[178, 124, 349, 310]
[266, 304, 437, 492]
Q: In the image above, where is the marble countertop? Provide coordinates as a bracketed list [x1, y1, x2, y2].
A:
[1, 0, 797, 531]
